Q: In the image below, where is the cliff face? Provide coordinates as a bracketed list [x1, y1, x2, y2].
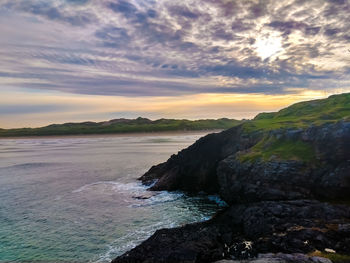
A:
[141, 125, 263, 194]
[217, 121, 350, 204]
[113, 94, 350, 263]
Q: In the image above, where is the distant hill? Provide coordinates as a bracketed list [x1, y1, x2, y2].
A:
[0, 117, 241, 137]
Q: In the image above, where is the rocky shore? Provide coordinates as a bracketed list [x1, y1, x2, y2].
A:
[113, 199, 350, 263]
[112, 95, 350, 263]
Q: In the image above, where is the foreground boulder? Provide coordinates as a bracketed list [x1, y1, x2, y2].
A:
[215, 253, 333, 263]
[113, 200, 350, 263]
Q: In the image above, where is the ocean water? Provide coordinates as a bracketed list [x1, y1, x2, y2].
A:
[0, 132, 225, 262]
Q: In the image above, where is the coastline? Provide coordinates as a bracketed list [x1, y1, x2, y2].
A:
[0, 129, 223, 140]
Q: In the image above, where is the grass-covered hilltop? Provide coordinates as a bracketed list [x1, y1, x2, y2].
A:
[246, 92, 350, 132]
[113, 93, 350, 263]
[238, 93, 350, 164]
[0, 118, 241, 137]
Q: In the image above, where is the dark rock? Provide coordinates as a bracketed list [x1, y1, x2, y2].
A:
[216, 122, 350, 204]
[112, 200, 350, 263]
[140, 122, 350, 203]
[132, 192, 158, 200]
[215, 253, 333, 262]
[217, 157, 310, 204]
[140, 125, 262, 194]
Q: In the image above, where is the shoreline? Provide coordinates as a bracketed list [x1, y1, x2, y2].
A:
[0, 129, 223, 140]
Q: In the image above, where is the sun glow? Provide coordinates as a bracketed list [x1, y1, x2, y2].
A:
[255, 35, 283, 60]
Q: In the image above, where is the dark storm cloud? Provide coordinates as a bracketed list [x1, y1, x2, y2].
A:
[0, 0, 349, 97]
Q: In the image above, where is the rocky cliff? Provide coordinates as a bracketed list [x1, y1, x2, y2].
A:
[217, 121, 350, 204]
[141, 121, 350, 204]
[112, 93, 350, 263]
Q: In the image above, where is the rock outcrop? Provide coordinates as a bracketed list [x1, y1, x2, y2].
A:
[141, 125, 262, 193]
[141, 121, 350, 203]
[217, 121, 350, 204]
[215, 253, 333, 263]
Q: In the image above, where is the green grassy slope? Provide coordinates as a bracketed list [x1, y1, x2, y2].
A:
[238, 137, 316, 163]
[0, 117, 241, 137]
[244, 93, 350, 133]
[239, 93, 350, 162]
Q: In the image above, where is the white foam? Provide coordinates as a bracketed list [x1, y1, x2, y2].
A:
[72, 181, 146, 194]
[72, 181, 185, 208]
[128, 191, 184, 208]
[95, 221, 167, 263]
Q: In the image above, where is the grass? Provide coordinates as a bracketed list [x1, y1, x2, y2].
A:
[238, 136, 316, 163]
[243, 93, 350, 133]
[0, 118, 241, 137]
[309, 250, 350, 263]
[238, 93, 350, 163]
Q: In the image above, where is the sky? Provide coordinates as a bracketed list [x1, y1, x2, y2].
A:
[0, 0, 349, 128]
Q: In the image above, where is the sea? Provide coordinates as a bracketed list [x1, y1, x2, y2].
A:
[0, 132, 225, 262]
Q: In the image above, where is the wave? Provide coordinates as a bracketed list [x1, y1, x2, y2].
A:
[72, 181, 185, 207]
[95, 221, 172, 263]
[74, 181, 221, 263]
[129, 191, 184, 208]
[72, 181, 147, 194]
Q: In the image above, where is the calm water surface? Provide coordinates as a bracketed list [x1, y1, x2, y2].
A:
[0, 132, 224, 262]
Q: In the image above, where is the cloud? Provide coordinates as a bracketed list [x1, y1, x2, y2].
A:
[267, 20, 308, 36]
[107, 1, 138, 16]
[0, 0, 349, 101]
[95, 26, 131, 48]
[65, 0, 90, 5]
[0, 104, 67, 114]
[2, 0, 96, 26]
[167, 5, 200, 19]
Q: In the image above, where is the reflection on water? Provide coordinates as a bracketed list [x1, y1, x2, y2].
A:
[0, 132, 225, 262]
